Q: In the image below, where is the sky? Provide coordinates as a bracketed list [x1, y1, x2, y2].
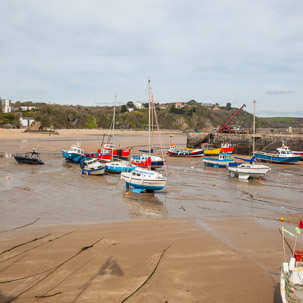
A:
[0, 0, 303, 117]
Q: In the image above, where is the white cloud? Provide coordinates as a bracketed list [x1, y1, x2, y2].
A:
[0, 0, 303, 115]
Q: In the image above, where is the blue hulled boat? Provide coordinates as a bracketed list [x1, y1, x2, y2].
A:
[253, 150, 301, 164]
[203, 153, 234, 168]
[105, 160, 136, 173]
[62, 144, 85, 163]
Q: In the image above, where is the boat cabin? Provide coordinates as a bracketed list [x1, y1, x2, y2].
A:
[70, 145, 84, 155]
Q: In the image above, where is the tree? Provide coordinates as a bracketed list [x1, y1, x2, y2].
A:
[226, 102, 231, 110]
[120, 105, 127, 113]
[126, 101, 134, 108]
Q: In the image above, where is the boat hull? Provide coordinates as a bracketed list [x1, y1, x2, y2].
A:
[121, 172, 167, 191]
[14, 156, 44, 165]
[106, 163, 136, 173]
[220, 147, 234, 154]
[167, 149, 204, 157]
[254, 152, 301, 163]
[203, 158, 233, 168]
[227, 165, 271, 179]
[62, 150, 84, 163]
[81, 167, 105, 175]
[203, 148, 222, 156]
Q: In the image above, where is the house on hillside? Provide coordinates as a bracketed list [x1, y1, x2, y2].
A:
[21, 106, 37, 111]
[175, 102, 185, 108]
[213, 105, 220, 111]
[160, 104, 168, 109]
[19, 117, 35, 127]
[135, 102, 143, 109]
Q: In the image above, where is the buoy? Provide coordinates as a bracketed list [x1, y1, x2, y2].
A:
[280, 217, 284, 222]
[212, 184, 215, 187]
[6, 176, 10, 180]
[259, 177, 262, 181]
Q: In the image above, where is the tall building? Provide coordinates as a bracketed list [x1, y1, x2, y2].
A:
[1, 99, 12, 113]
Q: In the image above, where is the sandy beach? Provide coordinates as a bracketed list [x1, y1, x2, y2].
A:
[1, 129, 303, 302]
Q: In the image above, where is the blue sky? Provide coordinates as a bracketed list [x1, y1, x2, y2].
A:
[0, 0, 303, 116]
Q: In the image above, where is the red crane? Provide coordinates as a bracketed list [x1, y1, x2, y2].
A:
[217, 104, 246, 133]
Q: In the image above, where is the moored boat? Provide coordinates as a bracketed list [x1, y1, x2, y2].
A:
[14, 149, 44, 165]
[167, 147, 204, 157]
[253, 150, 301, 164]
[80, 158, 106, 175]
[227, 157, 271, 179]
[121, 166, 167, 193]
[131, 154, 164, 168]
[106, 160, 136, 173]
[277, 143, 303, 161]
[62, 144, 85, 163]
[220, 142, 235, 154]
[203, 153, 234, 168]
[201, 143, 221, 156]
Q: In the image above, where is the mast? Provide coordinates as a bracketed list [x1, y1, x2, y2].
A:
[148, 80, 151, 156]
[253, 100, 256, 154]
[111, 95, 116, 161]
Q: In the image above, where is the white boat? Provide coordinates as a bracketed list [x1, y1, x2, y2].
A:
[106, 160, 136, 173]
[121, 166, 167, 193]
[80, 158, 105, 175]
[227, 157, 271, 179]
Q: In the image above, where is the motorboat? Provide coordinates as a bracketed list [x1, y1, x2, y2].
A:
[227, 157, 271, 179]
[14, 149, 44, 165]
[80, 158, 105, 175]
[105, 160, 136, 173]
[62, 143, 85, 163]
[203, 153, 234, 168]
[131, 154, 164, 168]
[220, 142, 235, 154]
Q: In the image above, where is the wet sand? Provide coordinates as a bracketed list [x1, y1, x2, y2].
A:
[1, 129, 303, 302]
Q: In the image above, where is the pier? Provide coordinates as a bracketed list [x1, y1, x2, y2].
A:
[187, 129, 303, 154]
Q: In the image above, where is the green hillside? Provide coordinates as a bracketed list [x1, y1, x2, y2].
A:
[0, 101, 301, 130]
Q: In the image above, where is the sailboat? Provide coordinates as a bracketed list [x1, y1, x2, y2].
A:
[121, 81, 168, 193]
[130, 80, 164, 169]
[85, 100, 130, 162]
[105, 96, 136, 173]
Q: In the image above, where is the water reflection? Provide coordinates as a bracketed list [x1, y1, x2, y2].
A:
[122, 192, 167, 218]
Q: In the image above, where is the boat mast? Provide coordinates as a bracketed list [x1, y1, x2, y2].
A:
[253, 100, 256, 154]
[148, 80, 151, 156]
[112, 95, 116, 161]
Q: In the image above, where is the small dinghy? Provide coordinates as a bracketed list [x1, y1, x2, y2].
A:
[80, 158, 105, 175]
[14, 149, 44, 165]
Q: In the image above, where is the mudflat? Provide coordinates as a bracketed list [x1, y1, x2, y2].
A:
[1, 129, 302, 302]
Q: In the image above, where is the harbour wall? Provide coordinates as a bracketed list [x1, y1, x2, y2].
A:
[187, 131, 303, 155]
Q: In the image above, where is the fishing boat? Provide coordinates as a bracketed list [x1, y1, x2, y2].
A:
[253, 149, 301, 164]
[121, 165, 167, 193]
[227, 157, 271, 179]
[167, 147, 204, 157]
[80, 158, 105, 175]
[62, 143, 85, 163]
[277, 142, 303, 161]
[86, 99, 130, 162]
[220, 142, 235, 154]
[131, 154, 164, 168]
[14, 149, 44, 165]
[201, 143, 221, 156]
[203, 153, 234, 168]
[105, 160, 136, 173]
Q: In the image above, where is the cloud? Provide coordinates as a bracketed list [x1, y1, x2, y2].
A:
[266, 90, 294, 95]
[0, 0, 303, 116]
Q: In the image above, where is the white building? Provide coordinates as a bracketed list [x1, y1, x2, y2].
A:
[21, 106, 37, 111]
[135, 102, 143, 109]
[1, 99, 12, 113]
[19, 117, 35, 127]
